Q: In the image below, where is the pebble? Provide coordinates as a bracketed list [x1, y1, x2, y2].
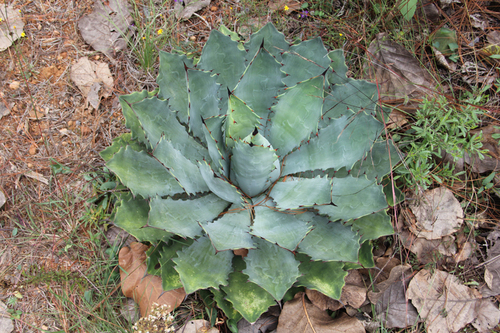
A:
[9, 81, 20, 90]
[29, 144, 37, 155]
[210, 6, 218, 11]
[0, 301, 14, 333]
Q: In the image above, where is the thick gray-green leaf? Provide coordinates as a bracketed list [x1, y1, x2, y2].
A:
[243, 238, 300, 300]
[197, 30, 246, 90]
[231, 134, 278, 197]
[351, 140, 401, 180]
[298, 215, 360, 262]
[358, 240, 375, 268]
[157, 51, 192, 123]
[202, 204, 254, 251]
[283, 112, 383, 175]
[270, 177, 331, 210]
[327, 49, 348, 85]
[198, 161, 245, 204]
[233, 49, 284, 120]
[132, 97, 208, 162]
[296, 254, 347, 300]
[149, 194, 229, 238]
[245, 22, 289, 61]
[269, 76, 324, 156]
[222, 271, 276, 324]
[107, 146, 183, 198]
[348, 210, 394, 243]
[173, 236, 233, 293]
[114, 193, 170, 242]
[281, 38, 330, 86]
[210, 286, 242, 322]
[153, 138, 208, 194]
[202, 116, 229, 176]
[317, 176, 388, 221]
[160, 239, 193, 291]
[225, 94, 261, 148]
[187, 69, 221, 142]
[100, 133, 147, 162]
[251, 207, 313, 251]
[119, 90, 149, 143]
[323, 78, 378, 123]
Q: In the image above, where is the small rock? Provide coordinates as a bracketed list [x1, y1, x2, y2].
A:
[210, 6, 218, 11]
[189, 35, 196, 41]
[0, 190, 6, 208]
[9, 81, 20, 90]
[29, 144, 37, 155]
[0, 301, 14, 333]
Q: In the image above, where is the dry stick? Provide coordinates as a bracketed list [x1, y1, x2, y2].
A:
[302, 293, 317, 333]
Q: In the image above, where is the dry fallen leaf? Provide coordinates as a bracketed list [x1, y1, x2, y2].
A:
[277, 292, 365, 333]
[119, 242, 186, 317]
[409, 186, 464, 240]
[77, 0, 132, 55]
[368, 264, 420, 329]
[399, 230, 456, 264]
[70, 57, 114, 109]
[0, 5, 24, 52]
[174, 0, 211, 20]
[408, 269, 500, 333]
[268, 0, 302, 13]
[364, 33, 439, 103]
[481, 234, 500, 297]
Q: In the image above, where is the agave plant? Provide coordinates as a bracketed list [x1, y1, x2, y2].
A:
[101, 23, 398, 328]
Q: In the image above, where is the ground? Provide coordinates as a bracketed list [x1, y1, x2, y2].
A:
[1, 0, 500, 332]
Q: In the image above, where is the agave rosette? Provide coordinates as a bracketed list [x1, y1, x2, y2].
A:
[101, 23, 398, 324]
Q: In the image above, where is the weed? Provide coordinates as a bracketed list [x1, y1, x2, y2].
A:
[395, 93, 487, 193]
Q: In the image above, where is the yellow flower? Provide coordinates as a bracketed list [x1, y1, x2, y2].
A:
[0, 18, 3, 22]
[339, 33, 343, 37]
[21, 32, 26, 37]
[284, 5, 289, 11]
[142, 36, 146, 40]
[157, 29, 163, 35]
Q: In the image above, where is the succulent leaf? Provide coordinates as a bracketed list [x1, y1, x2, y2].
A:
[153, 138, 209, 194]
[119, 90, 150, 143]
[225, 94, 261, 148]
[358, 240, 375, 268]
[269, 75, 324, 156]
[251, 206, 313, 251]
[157, 52, 193, 123]
[211, 288, 242, 330]
[283, 112, 383, 175]
[296, 254, 348, 299]
[107, 146, 184, 198]
[348, 210, 394, 242]
[351, 140, 401, 180]
[244, 22, 289, 61]
[114, 193, 170, 242]
[201, 204, 254, 251]
[327, 49, 349, 85]
[173, 236, 233, 293]
[222, 270, 276, 324]
[317, 176, 387, 221]
[202, 116, 229, 176]
[197, 30, 246, 90]
[270, 177, 331, 210]
[132, 97, 208, 162]
[160, 239, 194, 291]
[233, 48, 285, 120]
[186, 69, 221, 142]
[230, 133, 278, 197]
[243, 238, 300, 301]
[198, 160, 245, 204]
[281, 37, 330, 86]
[149, 194, 229, 238]
[298, 215, 360, 262]
[100, 133, 147, 162]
